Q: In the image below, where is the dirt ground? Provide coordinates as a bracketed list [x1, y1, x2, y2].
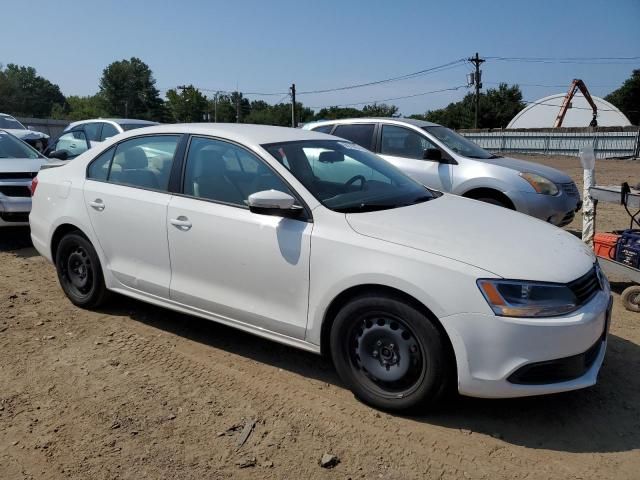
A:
[1, 155, 638, 480]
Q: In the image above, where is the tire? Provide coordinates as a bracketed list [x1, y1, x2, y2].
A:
[55, 232, 109, 308]
[476, 197, 510, 208]
[329, 293, 453, 412]
[621, 285, 640, 313]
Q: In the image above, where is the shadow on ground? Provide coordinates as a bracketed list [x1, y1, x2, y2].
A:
[99, 294, 640, 456]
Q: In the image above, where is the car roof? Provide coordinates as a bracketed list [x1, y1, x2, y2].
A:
[67, 118, 158, 128]
[110, 123, 338, 146]
[305, 117, 441, 128]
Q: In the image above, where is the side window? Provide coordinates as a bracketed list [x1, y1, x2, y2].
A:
[332, 124, 375, 150]
[54, 130, 90, 158]
[100, 123, 119, 141]
[183, 137, 294, 207]
[87, 147, 115, 181]
[84, 123, 102, 142]
[109, 135, 179, 191]
[311, 124, 334, 134]
[380, 125, 436, 160]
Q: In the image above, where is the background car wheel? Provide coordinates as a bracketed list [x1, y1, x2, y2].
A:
[55, 232, 109, 308]
[476, 197, 509, 208]
[621, 285, 640, 312]
[330, 293, 453, 412]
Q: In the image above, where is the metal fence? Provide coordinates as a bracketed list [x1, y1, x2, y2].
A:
[459, 127, 640, 159]
[15, 117, 70, 139]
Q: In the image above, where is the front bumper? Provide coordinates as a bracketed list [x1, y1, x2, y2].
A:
[441, 289, 611, 398]
[0, 182, 32, 227]
[507, 189, 581, 227]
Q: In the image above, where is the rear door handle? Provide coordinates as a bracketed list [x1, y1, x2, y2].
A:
[170, 216, 192, 230]
[89, 199, 105, 211]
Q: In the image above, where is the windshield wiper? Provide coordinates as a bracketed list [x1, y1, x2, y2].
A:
[335, 203, 402, 213]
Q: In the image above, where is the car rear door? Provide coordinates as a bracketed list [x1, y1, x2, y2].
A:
[83, 134, 183, 298]
[166, 136, 312, 339]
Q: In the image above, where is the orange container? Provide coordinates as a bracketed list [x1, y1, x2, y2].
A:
[593, 232, 619, 260]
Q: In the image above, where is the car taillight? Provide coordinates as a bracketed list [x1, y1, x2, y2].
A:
[30, 176, 38, 196]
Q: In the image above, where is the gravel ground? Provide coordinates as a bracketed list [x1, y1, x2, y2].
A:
[0, 155, 638, 480]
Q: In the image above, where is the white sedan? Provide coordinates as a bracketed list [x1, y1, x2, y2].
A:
[30, 124, 612, 411]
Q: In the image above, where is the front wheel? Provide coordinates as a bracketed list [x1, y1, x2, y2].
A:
[55, 232, 109, 308]
[330, 293, 453, 412]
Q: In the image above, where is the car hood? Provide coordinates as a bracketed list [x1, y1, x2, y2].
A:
[345, 194, 594, 283]
[0, 157, 50, 173]
[4, 128, 49, 140]
[474, 156, 573, 183]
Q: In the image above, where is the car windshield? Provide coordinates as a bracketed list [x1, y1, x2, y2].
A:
[120, 123, 156, 131]
[0, 116, 25, 130]
[263, 140, 436, 213]
[423, 126, 498, 159]
[0, 130, 42, 159]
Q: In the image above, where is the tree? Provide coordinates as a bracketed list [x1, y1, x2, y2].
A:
[52, 94, 109, 121]
[0, 64, 66, 117]
[99, 57, 164, 121]
[412, 83, 525, 129]
[605, 69, 640, 126]
[361, 103, 399, 117]
[314, 106, 368, 120]
[165, 85, 209, 122]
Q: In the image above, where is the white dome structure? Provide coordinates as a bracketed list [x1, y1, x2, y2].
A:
[507, 93, 631, 128]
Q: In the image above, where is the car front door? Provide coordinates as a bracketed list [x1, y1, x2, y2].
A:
[83, 134, 182, 297]
[378, 124, 453, 191]
[166, 136, 312, 339]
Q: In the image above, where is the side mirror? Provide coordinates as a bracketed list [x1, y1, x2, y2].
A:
[48, 149, 69, 160]
[423, 148, 442, 161]
[248, 190, 303, 218]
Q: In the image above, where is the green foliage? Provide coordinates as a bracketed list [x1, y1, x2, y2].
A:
[53, 94, 108, 121]
[605, 69, 640, 126]
[413, 83, 525, 129]
[314, 106, 368, 120]
[361, 103, 399, 117]
[165, 85, 209, 122]
[99, 57, 164, 121]
[0, 64, 66, 117]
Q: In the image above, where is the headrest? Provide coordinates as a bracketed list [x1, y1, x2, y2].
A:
[194, 147, 226, 177]
[122, 147, 148, 169]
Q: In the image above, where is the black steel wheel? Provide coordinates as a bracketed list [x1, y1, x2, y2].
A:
[55, 232, 109, 308]
[330, 293, 453, 412]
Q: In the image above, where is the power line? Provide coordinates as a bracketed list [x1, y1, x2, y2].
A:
[487, 56, 640, 64]
[485, 81, 619, 89]
[297, 59, 467, 95]
[309, 85, 468, 109]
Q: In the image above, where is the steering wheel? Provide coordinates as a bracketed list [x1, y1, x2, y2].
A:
[345, 174, 367, 190]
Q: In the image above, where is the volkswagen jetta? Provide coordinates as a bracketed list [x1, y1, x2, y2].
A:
[30, 124, 611, 411]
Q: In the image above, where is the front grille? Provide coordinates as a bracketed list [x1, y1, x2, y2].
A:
[0, 212, 29, 223]
[0, 172, 37, 180]
[0, 185, 31, 197]
[568, 266, 601, 305]
[560, 182, 579, 197]
[508, 337, 603, 385]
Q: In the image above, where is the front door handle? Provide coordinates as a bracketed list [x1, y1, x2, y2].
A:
[89, 199, 105, 211]
[170, 216, 192, 230]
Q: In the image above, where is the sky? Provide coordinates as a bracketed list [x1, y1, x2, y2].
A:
[2, 0, 639, 116]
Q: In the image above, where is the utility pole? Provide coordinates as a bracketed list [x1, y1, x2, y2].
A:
[213, 92, 218, 123]
[467, 52, 485, 128]
[290, 83, 296, 128]
[236, 93, 241, 123]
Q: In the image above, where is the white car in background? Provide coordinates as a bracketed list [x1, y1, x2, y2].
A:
[45, 118, 157, 160]
[0, 113, 50, 151]
[30, 124, 611, 412]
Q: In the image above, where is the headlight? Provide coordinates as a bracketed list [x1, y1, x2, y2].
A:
[477, 279, 578, 317]
[519, 172, 559, 195]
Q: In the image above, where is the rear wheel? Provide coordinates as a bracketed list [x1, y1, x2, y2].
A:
[329, 293, 453, 412]
[55, 232, 109, 308]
